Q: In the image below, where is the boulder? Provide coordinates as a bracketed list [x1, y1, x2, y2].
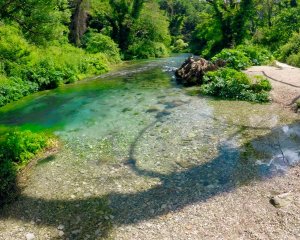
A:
[175, 57, 226, 86]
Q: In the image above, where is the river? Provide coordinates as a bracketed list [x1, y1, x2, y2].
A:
[0, 55, 299, 239]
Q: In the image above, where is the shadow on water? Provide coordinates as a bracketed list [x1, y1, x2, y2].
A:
[1, 111, 300, 239]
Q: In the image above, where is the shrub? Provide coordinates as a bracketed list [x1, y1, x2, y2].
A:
[0, 24, 30, 63]
[0, 24, 116, 107]
[286, 53, 300, 68]
[0, 130, 50, 205]
[83, 32, 121, 63]
[0, 77, 38, 107]
[171, 39, 189, 53]
[279, 32, 300, 67]
[128, 41, 169, 59]
[251, 76, 272, 92]
[1, 131, 48, 164]
[201, 68, 271, 102]
[236, 44, 273, 66]
[0, 159, 17, 206]
[212, 49, 251, 70]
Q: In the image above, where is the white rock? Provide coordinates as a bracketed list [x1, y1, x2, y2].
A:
[25, 233, 35, 240]
[58, 231, 64, 237]
[57, 224, 65, 230]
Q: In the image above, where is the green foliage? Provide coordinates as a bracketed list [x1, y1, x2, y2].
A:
[171, 39, 189, 53]
[279, 32, 300, 67]
[201, 68, 271, 102]
[0, 0, 71, 45]
[0, 24, 113, 107]
[191, 12, 223, 57]
[0, 24, 30, 62]
[127, 2, 171, 59]
[0, 159, 17, 206]
[0, 130, 50, 205]
[128, 41, 169, 59]
[236, 44, 273, 65]
[253, 6, 300, 50]
[251, 76, 272, 91]
[1, 131, 48, 164]
[83, 32, 121, 62]
[0, 77, 38, 107]
[212, 49, 252, 70]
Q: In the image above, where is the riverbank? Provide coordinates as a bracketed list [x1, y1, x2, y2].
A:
[245, 62, 300, 108]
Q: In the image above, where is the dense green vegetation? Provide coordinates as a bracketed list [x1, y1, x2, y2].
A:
[201, 69, 271, 102]
[0, 130, 53, 205]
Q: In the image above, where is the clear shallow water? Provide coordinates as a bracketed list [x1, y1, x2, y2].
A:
[1, 55, 300, 238]
[0, 55, 300, 179]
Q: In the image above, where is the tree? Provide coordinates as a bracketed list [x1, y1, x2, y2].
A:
[206, 0, 254, 48]
[0, 0, 70, 45]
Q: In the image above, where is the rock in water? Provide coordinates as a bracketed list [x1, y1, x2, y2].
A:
[175, 57, 225, 86]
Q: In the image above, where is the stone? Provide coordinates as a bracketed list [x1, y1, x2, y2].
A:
[58, 231, 64, 237]
[57, 224, 65, 230]
[270, 192, 293, 208]
[25, 233, 35, 240]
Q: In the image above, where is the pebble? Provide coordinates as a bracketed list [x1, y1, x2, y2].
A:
[58, 231, 64, 237]
[270, 192, 293, 208]
[25, 233, 35, 240]
[71, 229, 81, 235]
[57, 224, 65, 230]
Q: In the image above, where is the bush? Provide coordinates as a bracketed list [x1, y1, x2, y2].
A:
[1, 131, 48, 164]
[171, 39, 189, 53]
[0, 130, 50, 205]
[0, 159, 17, 206]
[0, 25, 113, 106]
[0, 24, 30, 63]
[251, 76, 272, 92]
[285, 54, 300, 67]
[212, 49, 251, 70]
[279, 32, 300, 67]
[0, 77, 38, 107]
[83, 32, 121, 63]
[236, 44, 273, 66]
[128, 41, 169, 59]
[253, 8, 300, 51]
[201, 68, 271, 102]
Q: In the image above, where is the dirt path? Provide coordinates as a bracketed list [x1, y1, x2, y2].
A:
[245, 62, 300, 107]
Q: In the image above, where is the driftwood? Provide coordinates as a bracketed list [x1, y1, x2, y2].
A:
[175, 57, 226, 86]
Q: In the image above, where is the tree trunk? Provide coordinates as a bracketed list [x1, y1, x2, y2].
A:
[69, 0, 90, 46]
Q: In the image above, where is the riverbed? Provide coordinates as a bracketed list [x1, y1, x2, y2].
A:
[0, 56, 300, 239]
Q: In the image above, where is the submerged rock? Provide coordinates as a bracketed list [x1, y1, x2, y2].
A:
[175, 57, 226, 86]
